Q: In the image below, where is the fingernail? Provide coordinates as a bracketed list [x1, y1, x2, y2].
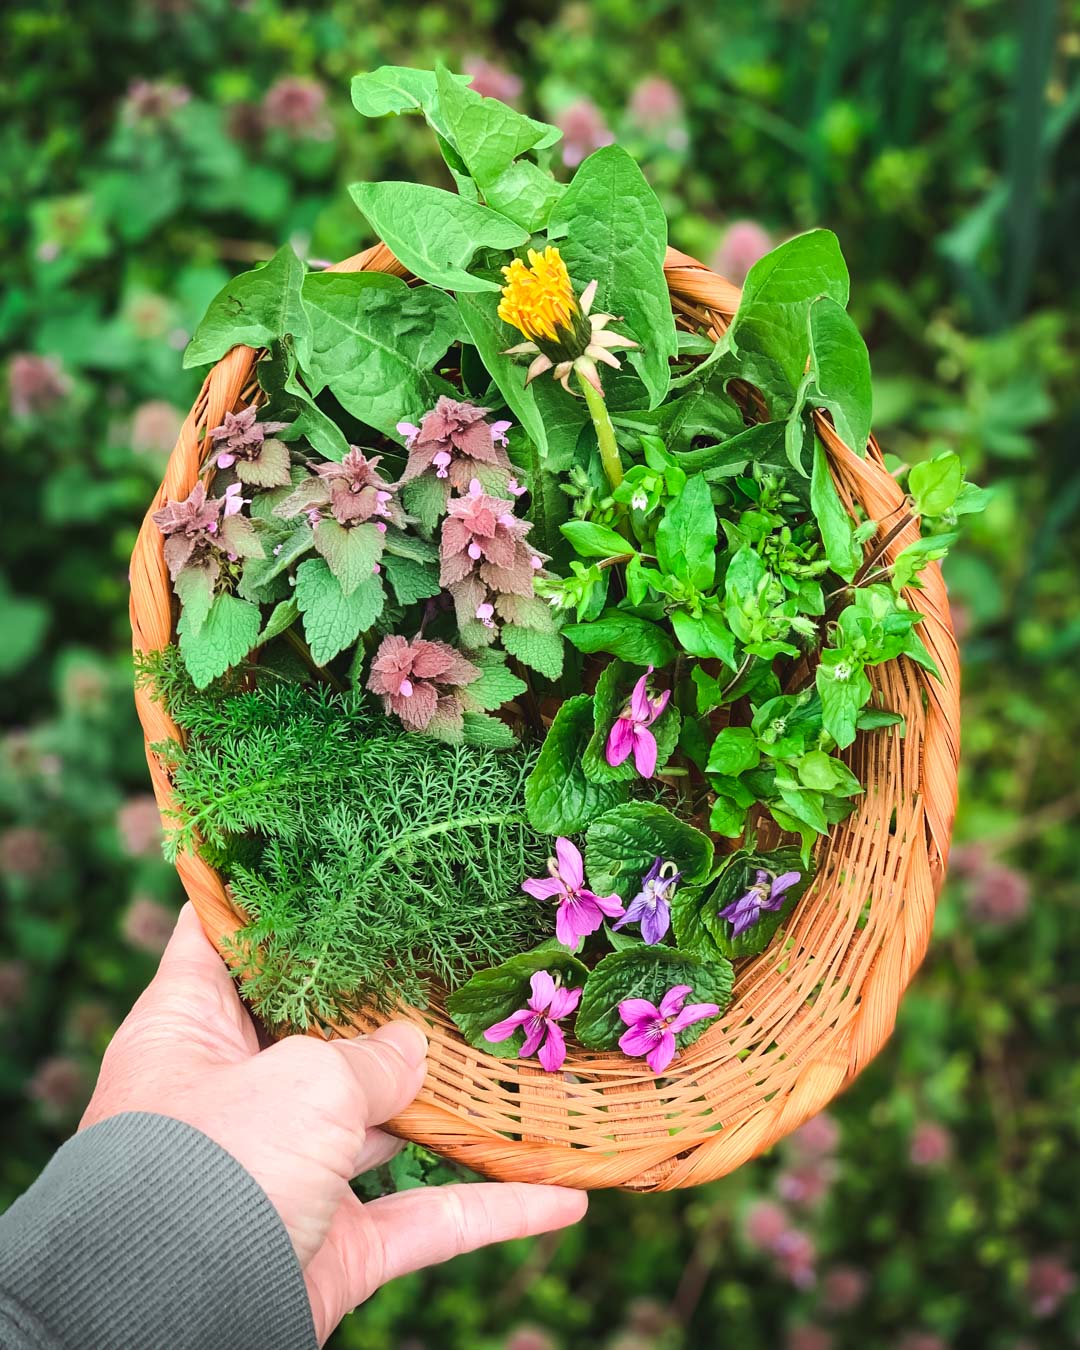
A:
[369, 1020, 428, 1069]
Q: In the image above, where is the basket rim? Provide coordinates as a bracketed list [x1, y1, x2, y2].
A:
[129, 240, 960, 1191]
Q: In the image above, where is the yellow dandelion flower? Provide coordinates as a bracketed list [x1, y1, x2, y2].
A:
[497, 245, 638, 398]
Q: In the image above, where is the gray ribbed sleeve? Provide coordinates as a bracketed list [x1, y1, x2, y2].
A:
[0, 1111, 316, 1350]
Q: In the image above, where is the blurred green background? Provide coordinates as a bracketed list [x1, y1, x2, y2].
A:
[1, 2, 1078, 1347]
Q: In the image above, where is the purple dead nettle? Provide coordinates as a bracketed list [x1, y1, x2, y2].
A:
[208, 405, 291, 488]
[718, 868, 802, 937]
[152, 481, 262, 588]
[397, 398, 513, 503]
[275, 447, 405, 530]
[617, 985, 720, 1075]
[605, 667, 670, 779]
[483, 970, 581, 1074]
[612, 858, 681, 945]
[522, 837, 624, 948]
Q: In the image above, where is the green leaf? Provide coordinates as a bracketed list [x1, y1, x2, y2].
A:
[401, 475, 447, 536]
[458, 289, 547, 454]
[575, 947, 732, 1052]
[670, 608, 738, 668]
[524, 695, 626, 834]
[811, 440, 861, 581]
[461, 711, 517, 749]
[674, 846, 814, 960]
[185, 244, 311, 369]
[724, 230, 849, 414]
[257, 598, 300, 644]
[500, 624, 564, 681]
[655, 474, 717, 590]
[382, 553, 442, 606]
[177, 593, 261, 690]
[482, 160, 565, 233]
[797, 749, 862, 794]
[582, 659, 681, 783]
[674, 420, 788, 480]
[461, 657, 528, 712]
[706, 726, 760, 776]
[173, 564, 215, 638]
[585, 801, 714, 901]
[804, 296, 873, 455]
[548, 145, 677, 408]
[313, 520, 384, 597]
[257, 341, 350, 462]
[238, 522, 315, 602]
[909, 452, 965, 518]
[302, 272, 461, 437]
[708, 795, 748, 839]
[294, 558, 385, 667]
[434, 65, 561, 188]
[815, 651, 874, 749]
[560, 519, 631, 559]
[562, 611, 676, 667]
[446, 948, 589, 1057]
[348, 182, 528, 292]
[350, 66, 469, 136]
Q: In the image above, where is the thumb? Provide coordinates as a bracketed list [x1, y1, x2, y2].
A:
[255, 1020, 429, 1136]
[329, 1022, 430, 1129]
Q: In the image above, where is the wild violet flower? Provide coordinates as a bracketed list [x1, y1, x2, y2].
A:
[605, 667, 670, 779]
[397, 397, 513, 497]
[612, 858, 680, 945]
[498, 246, 637, 397]
[208, 405, 290, 487]
[522, 837, 624, 948]
[483, 970, 581, 1073]
[366, 634, 480, 735]
[617, 984, 719, 1074]
[718, 868, 801, 937]
[276, 447, 404, 529]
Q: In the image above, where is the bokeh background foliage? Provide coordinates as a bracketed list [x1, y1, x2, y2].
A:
[2, 2, 1078, 1347]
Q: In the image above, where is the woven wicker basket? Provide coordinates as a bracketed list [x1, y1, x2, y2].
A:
[130, 241, 960, 1192]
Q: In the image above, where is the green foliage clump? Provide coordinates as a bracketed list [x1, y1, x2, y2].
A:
[151, 656, 550, 1030]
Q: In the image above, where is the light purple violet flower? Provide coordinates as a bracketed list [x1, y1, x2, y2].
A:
[605, 667, 670, 779]
[617, 985, 719, 1074]
[612, 857, 681, 945]
[483, 970, 582, 1073]
[522, 837, 624, 947]
[718, 868, 802, 937]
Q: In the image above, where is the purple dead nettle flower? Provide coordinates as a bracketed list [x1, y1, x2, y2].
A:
[523, 838, 624, 948]
[617, 985, 719, 1075]
[208, 405, 291, 487]
[718, 868, 801, 937]
[397, 397, 514, 510]
[554, 98, 615, 169]
[440, 478, 548, 642]
[612, 858, 681, 945]
[366, 634, 480, 737]
[483, 970, 581, 1074]
[152, 481, 262, 588]
[276, 447, 405, 532]
[606, 667, 670, 779]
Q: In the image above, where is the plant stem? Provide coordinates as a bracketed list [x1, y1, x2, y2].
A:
[577, 370, 624, 490]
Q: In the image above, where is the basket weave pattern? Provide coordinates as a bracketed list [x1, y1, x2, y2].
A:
[130, 244, 960, 1191]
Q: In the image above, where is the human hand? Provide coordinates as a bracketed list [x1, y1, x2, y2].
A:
[81, 904, 588, 1343]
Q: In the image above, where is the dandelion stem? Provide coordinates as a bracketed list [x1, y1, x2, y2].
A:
[578, 371, 624, 490]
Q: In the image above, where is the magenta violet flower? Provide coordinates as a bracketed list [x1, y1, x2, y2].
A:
[617, 984, 720, 1074]
[522, 837, 624, 948]
[612, 858, 680, 945]
[718, 868, 802, 937]
[605, 667, 670, 779]
[483, 970, 581, 1073]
